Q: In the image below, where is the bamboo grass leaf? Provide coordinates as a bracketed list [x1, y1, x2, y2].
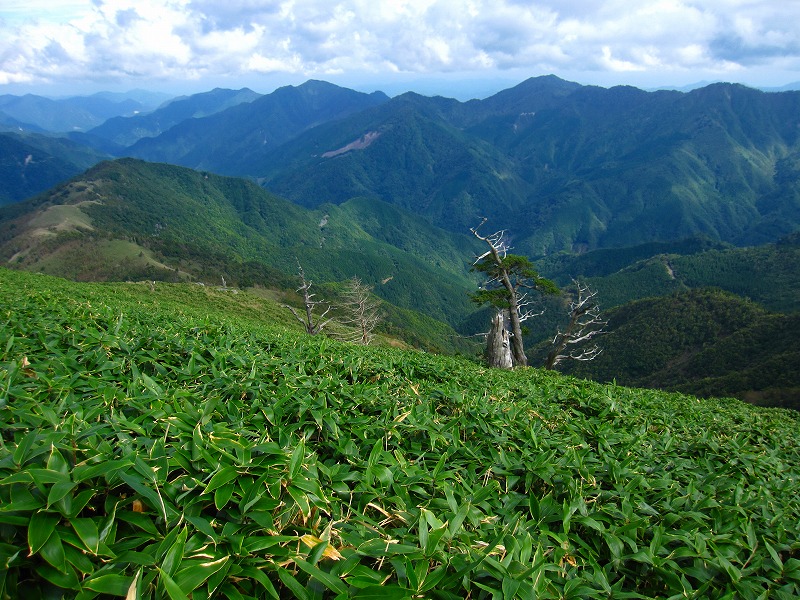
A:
[159, 568, 190, 600]
[83, 573, 135, 596]
[28, 511, 59, 554]
[294, 558, 349, 596]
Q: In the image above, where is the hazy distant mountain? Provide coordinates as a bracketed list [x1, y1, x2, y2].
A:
[88, 89, 172, 108]
[0, 93, 149, 132]
[0, 132, 108, 205]
[124, 80, 389, 173]
[83, 87, 261, 147]
[763, 82, 800, 92]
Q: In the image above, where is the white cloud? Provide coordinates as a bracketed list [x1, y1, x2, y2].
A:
[1, 0, 800, 91]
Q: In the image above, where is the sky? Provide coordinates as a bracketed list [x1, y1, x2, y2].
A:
[2, 0, 800, 99]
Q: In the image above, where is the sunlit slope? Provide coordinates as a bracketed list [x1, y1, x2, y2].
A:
[0, 158, 479, 334]
[1, 268, 798, 599]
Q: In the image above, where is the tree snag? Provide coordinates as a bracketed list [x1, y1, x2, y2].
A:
[283, 261, 333, 335]
[486, 310, 514, 369]
[545, 279, 606, 370]
[336, 277, 382, 345]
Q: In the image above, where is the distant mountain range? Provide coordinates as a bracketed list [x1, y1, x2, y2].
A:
[0, 90, 169, 133]
[4, 76, 798, 255]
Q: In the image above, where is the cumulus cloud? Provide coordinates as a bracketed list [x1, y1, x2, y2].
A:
[1, 0, 800, 89]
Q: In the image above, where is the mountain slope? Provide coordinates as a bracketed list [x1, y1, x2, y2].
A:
[551, 289, 800, 409]
[0, 158, 479, 349]
[0, 132, 109, 206]
[125, 81, 389, 174]
[259, 92, 529, 232]
[2, 266, 799, 598]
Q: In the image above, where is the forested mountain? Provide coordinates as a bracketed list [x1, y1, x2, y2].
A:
[0, 132, 109, 205]
[80, 87, 262, 147]
[538, 232, 800, 312]
[257, 78, 800, 254]
[547, 289, 800, 410]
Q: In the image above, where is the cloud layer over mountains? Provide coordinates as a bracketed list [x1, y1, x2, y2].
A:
[2, 0, 800, 92]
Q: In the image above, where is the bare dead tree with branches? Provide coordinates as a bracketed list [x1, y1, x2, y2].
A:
[471, 218, 557, 367]
[545, 279, 607, 370]
[283, 262, 333, 335]
[336, 277, 382, 345]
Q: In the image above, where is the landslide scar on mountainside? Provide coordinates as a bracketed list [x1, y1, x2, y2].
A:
[321, 131, 381, 158]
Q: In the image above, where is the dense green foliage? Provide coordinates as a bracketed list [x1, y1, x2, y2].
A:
[541, 233, 800, 313]
[471, 254, 558, 311]
[554, 289, 800, 410]
[1, 268, 799, 599]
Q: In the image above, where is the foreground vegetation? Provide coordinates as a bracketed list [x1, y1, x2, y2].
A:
[1, 268, 799, 599]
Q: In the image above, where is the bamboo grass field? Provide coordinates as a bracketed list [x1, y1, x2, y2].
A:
[1, 268, 798, 598]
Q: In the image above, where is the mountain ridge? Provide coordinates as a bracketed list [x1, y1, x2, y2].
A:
[3, 76, 800, 257]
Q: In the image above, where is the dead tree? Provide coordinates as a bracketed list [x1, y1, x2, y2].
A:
[545, 280, 606, 370]
[486, 310, 514, 369]
[283, 262, 333, 335]
[336, 277, 382, 345]
[471, 218, 557, 367]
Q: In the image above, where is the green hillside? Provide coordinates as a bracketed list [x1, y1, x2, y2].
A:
[0, 132, 108, 206]
[0, 158, 480, 352]
[3, 157, 799, 405]
[256, 78, 800, 254]
[537, 233, 800, 313]
[1, 268, 798, 599]
[554, 289, 800, 410]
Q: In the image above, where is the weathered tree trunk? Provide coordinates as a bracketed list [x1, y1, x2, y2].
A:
[486, 310, 514, 369]
[502, 278, 528, 367]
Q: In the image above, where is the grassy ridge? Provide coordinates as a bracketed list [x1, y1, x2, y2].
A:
[1, 268, 799, 599]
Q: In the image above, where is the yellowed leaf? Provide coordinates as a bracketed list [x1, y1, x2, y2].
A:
[300, 534, 323, 548]
[299, 533, 343, 560]
[394, 410, 412, 423]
